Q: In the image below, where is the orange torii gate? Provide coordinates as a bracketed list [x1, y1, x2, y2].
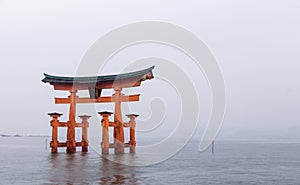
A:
[42, 66, 154, 154]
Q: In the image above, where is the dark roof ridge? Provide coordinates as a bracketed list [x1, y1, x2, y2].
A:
[42, 65, 154, 84]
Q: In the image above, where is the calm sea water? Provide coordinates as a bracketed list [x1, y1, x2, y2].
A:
[0, 137, 299, 185]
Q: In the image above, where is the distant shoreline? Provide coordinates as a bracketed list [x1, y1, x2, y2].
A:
[0, 134, 50, 138]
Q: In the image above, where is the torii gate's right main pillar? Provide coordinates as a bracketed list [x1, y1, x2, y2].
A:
[113, 87, 125, 154]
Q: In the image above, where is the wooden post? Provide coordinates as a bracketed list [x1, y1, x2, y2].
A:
[99, 111, 113, 154]
[48, 112, 63, 153]
[113, 88, 124, 154]
[79, 115, 91, 152]
[212, 140, 215, 155]
[67, 89, 77, 153]
[126, 114, 138, 153]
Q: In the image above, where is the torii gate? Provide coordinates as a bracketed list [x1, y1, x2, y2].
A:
[42, 66, 154, 154]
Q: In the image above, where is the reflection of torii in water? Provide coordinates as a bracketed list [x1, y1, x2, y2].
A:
[42, 66, 155, 154]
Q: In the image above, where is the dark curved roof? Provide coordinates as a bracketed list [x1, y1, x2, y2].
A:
[42, 66, 154, 84]
[126, 114, 139, 117]
[98, 111, 114, 115]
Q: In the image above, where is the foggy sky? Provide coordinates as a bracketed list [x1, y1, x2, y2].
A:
[0, 0, 300, 140]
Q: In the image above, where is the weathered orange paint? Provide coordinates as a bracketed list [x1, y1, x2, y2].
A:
[99, 112, 112, 154]
[66, 90, 77, 153]
[48, 113, 62, 153]
[79, 115, 91, 152]
[54, 94, 140, 104]
[43, 66, 154, 154]
[113, 88, 125, 154]
[126, 114, 138, 154]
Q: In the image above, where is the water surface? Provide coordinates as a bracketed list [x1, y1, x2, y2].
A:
[0, 137, 299, 184]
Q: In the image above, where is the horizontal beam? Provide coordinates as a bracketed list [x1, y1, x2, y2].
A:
[51, 79, 143, 91]
[76, 123, 84, 127]
[121, 95, 140, 102]
[56, 142, 83, 147]
[55, 122, 84, 127]
[123, 123, 130, 127]
[57, 142, 67, 147]
[109, 143, 130, 148]
[55, 94, 140, 104]
[107, 122, 130, 127]
[109, 122, 116, 127]
[57, 122, 67, 127]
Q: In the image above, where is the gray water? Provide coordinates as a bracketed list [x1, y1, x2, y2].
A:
[0, 137, 299, 185]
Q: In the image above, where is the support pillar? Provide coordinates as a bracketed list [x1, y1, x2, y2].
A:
[126, 114, 138, 153]
[79, 115, 91, 152]
[67, 89, 77, 153]
[113, 88, 124, 154]
[99, 111, 113, 154]
[48, 112, 63, 153]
